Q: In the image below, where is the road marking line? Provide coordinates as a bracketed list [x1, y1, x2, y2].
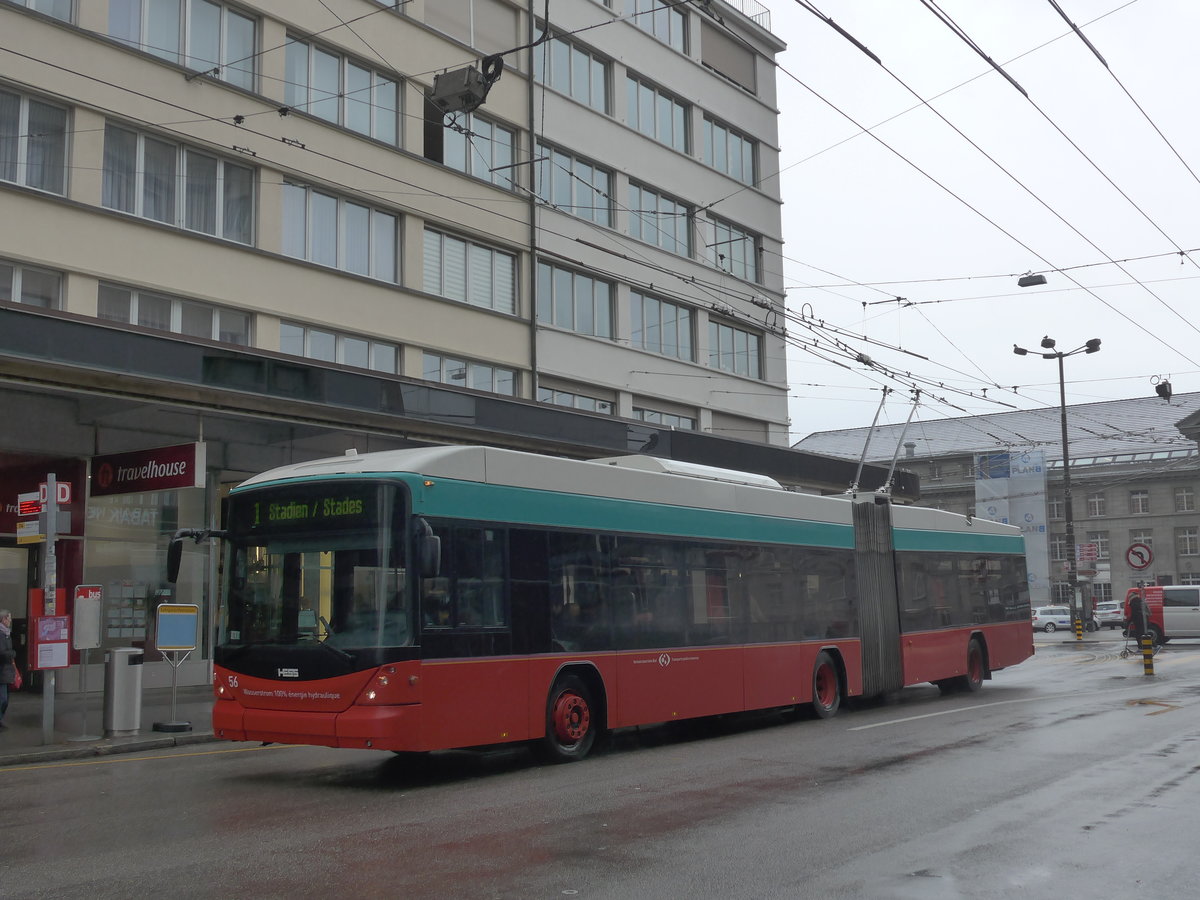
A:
[848, 682, 1170, 731]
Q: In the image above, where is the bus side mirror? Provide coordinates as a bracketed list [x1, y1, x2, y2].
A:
[166, 539, 183, 584]
[420, 534, 441, 577]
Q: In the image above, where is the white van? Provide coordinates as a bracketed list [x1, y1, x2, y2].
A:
[1160, 586, 1200, 638]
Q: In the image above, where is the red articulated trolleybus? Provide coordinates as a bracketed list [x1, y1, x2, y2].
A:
[168, 445, 1032, 762]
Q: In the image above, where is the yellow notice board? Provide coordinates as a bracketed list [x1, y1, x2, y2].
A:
[156, 604, 199, 651]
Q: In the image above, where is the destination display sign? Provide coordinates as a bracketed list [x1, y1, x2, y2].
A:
[230, 482, 389, 535]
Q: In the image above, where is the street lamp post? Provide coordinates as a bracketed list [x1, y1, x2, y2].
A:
[1013, 336, 1102, 640]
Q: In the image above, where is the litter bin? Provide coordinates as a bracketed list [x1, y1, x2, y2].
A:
[103, 647, 144, 737]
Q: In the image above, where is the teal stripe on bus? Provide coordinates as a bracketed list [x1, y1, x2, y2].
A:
[893, 528, 1025, 554]
[410, 477, 856, 548]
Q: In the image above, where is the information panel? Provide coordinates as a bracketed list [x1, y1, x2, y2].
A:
[155, 604, 199, 652]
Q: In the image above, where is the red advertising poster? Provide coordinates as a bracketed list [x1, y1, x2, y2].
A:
[91, 443, 206, 497]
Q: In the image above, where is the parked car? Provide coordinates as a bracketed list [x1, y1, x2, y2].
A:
[1031, 606, 1098, 633]
[1094, 601, 1125, 629]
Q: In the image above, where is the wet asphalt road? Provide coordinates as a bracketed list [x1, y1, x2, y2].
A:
[4, 630, 1198, 899]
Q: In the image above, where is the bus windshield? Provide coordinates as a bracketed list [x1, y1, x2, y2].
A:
[221, 481, 411, 651]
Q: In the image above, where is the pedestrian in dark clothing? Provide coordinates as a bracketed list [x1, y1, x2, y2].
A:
[1127, 592, 1148, 642]
[0, 609, 15, 730]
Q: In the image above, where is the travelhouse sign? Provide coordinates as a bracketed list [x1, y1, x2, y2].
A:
[91, 442, 206, 496]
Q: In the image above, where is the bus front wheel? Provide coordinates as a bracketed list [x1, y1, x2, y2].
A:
[539, 674, 597, 763]
[811, 652, 841, 719]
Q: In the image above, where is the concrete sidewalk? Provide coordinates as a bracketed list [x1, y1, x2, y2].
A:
[0, 682, 217, 767]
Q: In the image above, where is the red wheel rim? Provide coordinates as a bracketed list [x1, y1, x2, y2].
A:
[814, 662, 836, 709]
[552, 691, 590, 744]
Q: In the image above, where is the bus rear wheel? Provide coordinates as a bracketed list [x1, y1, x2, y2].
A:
[962, 638, 985, 692]
[811, 652, 841, 719]
[539, 674, 597, 763]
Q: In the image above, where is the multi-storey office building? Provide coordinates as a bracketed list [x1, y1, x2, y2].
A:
[795, 394, 1200, 608]
[2, 1, 881, 687]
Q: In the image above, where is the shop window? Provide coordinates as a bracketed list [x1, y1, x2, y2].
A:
[83, 488, 208, 654]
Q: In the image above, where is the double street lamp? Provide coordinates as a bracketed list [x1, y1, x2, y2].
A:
[1013, 336, 1102, 637]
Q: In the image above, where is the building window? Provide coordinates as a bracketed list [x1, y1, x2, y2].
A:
[625, 75, 688, 152]
[0, 89, 67, 195]
[283, 183, 397, 281]
[1176, 486, 1195, 512]
[108, 0, 256, 90]
[1181, 573, 1200, 586]
[538, 387, 613, 415]
[99, 283, 251, 345]
[536, 262, 612, 338]
[1051, 582, 1072, 604]
[634, 407, 696, 430]
[534, 143, 613, 226]
[1050, 534, 1068, 562]
[0, 258, 62, 308]
[709, 319, 761, 378]
[631, 291, 693, 360]
[1177, 526, 1199, 557]
[1085, 531, 1109, 560]
[533, 26, 609, 113]
[1129, 489, 1150, 514]
[707, 215, 759, 283]
[6, 0, 72, 21]
[1130, 529, 1153, 549]
[425, 110, 514, 190]
[703, 115, 756, 185]
[632, 0, 687, 51]
[700, 21, 756, 93]
[629, 182, 691, 256]
[1086, 491, 1106, 517]
[423, 352, 515, 396]
[285, 37, 399, 144]
[103, 125, 254, 244]
[279, 322, 397, 373]
[1048, 494, 1064, 519]
[1093, 583, 1113, 603]
[423, 229, 516, 314]
[425, 0, 518, 55]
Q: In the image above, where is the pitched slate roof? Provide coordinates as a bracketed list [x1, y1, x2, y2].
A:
[794, 393, 1200, 464]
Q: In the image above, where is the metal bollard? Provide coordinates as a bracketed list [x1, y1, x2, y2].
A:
[1140, 635, 1155, 677]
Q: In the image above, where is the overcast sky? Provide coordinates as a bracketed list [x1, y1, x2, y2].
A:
[757, 0, 1198, 441]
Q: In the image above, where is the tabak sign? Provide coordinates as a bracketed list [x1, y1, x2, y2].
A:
[91, 442, 206, 496]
